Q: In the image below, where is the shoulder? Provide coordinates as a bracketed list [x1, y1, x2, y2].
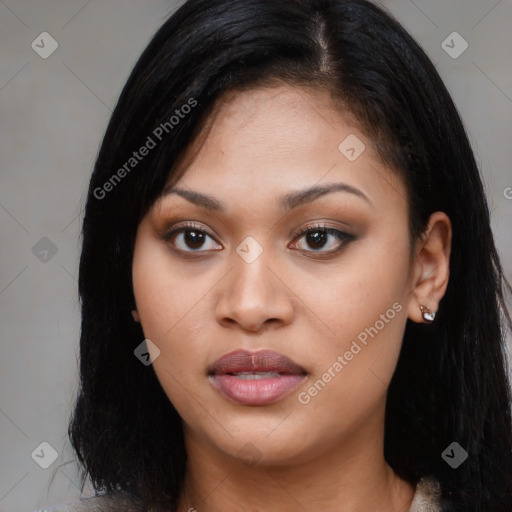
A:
[33, 491, 145, 512]
[409, 476, 443, 512]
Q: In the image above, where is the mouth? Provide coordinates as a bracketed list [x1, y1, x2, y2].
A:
[207, 349, 307, 406]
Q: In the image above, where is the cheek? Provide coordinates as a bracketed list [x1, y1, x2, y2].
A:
[132, 236, 208, 372]
[292, 285, 408, 439]
[133, 257, 212, 421]
[297, 231, 409, 343]
[291, 228, 411, 403]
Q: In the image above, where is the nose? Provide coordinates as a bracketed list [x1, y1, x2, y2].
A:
[214, 247, 295, 333]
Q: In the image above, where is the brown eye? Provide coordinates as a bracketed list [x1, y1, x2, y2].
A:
[164, 222, 222, 252]
[290, 224, 356, 253]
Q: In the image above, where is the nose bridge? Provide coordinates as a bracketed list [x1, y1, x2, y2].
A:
[230, 235, 277, 308]
[215, 235, 294, 331]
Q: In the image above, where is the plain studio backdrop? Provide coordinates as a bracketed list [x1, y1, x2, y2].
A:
[0, 1, 511, 511]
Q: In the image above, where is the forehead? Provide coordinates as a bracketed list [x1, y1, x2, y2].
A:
[181, 86, 361, 170]
[161, 85, 407, 212]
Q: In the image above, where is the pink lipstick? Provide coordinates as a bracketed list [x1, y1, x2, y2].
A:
[208, 349, 307, 406]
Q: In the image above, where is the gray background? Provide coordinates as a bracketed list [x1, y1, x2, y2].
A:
[1, 1, 511, 511]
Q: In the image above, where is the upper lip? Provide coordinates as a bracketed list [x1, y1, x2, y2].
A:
[208, 349, 307, 375]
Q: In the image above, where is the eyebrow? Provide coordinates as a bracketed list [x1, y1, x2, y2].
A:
[159, 182, 372, 211]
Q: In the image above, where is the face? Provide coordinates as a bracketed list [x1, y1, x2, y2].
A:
[132, 85, 418, 467]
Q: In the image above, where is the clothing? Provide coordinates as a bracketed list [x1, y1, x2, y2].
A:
[409, 476, 443, 512]
[34, 476, 443, 511]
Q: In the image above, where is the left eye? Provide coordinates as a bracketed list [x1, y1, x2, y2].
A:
[289, 225, 355, 253]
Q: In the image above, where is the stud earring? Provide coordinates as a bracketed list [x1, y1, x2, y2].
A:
[419, 305, 435, 323]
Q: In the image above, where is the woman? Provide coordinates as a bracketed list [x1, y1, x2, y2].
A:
[38, 0, 512, 510]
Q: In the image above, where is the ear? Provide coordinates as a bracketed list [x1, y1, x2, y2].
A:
[407, 211, 452, 324]
[131, 309, 141, 322]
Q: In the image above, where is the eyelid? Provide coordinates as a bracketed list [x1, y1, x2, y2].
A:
[162, 220, 357, 255]
[163, 221, 218, 242]
[162, 221, 223, 258]
[293, 221, 346, 238]
[290, 222, 356, 253]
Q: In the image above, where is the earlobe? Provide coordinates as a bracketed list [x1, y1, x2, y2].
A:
[131, 309, 140, 322]
[407, 211, 452, 324]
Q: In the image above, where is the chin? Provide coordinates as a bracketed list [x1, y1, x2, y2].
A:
[192, 413, 323, 467]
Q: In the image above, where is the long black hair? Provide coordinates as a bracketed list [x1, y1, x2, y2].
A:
[66, 0, 512, 510]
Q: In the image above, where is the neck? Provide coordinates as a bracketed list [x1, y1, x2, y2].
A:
[176, 408, 414, 512]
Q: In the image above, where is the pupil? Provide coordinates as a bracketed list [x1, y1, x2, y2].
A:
[185, 230, 204, 249]
[308, 231, 327, 249]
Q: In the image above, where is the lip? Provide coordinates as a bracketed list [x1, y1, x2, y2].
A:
[207, 349, 307, 406]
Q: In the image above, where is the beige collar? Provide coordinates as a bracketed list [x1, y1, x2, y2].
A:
[37, 476, 444, 511]
[408, 476, 443, 512]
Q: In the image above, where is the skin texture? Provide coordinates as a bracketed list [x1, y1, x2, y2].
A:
[131, 86, 452, 512]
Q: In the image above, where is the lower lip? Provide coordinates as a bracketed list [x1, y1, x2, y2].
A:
[209, 374, 306, 406]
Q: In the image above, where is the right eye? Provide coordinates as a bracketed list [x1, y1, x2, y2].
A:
[164, 222, 223, 253]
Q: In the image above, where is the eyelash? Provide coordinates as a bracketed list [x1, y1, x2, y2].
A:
[292, 223, 356, 253]
[164, 221, 356, 256]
